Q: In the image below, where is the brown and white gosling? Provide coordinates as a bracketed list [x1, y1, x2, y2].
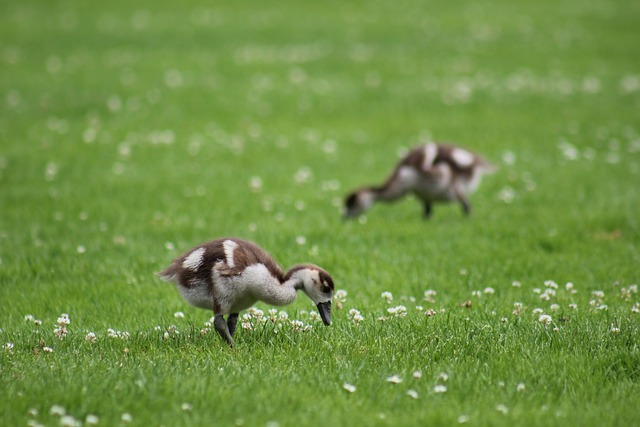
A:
[159, 238, 335, 347]
[344, 142, 495, 219]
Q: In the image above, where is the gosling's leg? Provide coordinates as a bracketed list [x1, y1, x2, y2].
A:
[227, 313, 239, 337]
[454, 187, 471, 216]
[459, 198, 471, 216]
[422, 201, 433, 219]
[213, 314, 234, 347]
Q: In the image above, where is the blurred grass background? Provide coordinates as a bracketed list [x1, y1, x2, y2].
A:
[1, 0, 639, 425]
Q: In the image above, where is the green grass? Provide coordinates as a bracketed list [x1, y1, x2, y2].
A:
[1, 0, 639, 425]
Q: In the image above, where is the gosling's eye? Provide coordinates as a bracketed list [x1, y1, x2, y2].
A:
[322, 286, 331, 294]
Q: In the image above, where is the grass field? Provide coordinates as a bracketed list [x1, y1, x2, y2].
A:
[1, 0, 640, 425]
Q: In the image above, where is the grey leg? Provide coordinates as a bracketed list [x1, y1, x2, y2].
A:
[227, 313, 239, 337]
[213, 314, 234, 347]
[454, 187, 471, 216]
[423, 201, 432, 219]
[460, 198, 471, 216]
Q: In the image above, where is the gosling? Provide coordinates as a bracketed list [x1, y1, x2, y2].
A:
[159, 238, 334, 347]
[344, 142, 494, 219]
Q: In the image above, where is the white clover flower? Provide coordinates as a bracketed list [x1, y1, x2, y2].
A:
[632, 303, 640, 314]
[342, 383, 356, 393]
[241, 322, 252, 330]
[309, 311, 321, 322]
[24, 314, 35, 322]
[412, 370, 423, 379]
[333, 289, 348, 309]
[544, 280, 558, 289]
[334, 289, 347, 300]
[538, 314, 552, 325]
[512, 302, 524, 315]
[381, 291, 393, 303]
[596, 304, 608, 311]
[533, 288, 541, 294]
[549, 304, 560, 311]
[121, 413, 133, 423]
[387, 305, 407, 317]
[457, 415, 470, 424]
[200, 328, 210, 335]
[181, 403, 193, 411]
[471, 290, 482, 297]
[386, 375, 402, 384]
[34, 319, 42, 327]
[28, 408, 38, 417]
[50, 405, 66, 416]
[43, 346, 53, 353]
[592, 290, 605, 298]
[483, 287, 495, 295]
[290, 320, 305, 332]
[268, 308, 279, 320]
[569, 303, 578, 310]
[85, 414, 99, 425]
[60, 415, 79, 427]
[438, 372, 449, 382]
[496, 404, 509, 415]
[621, 287, 633, 301]
[294, 166, 312, 184]
[498, 187, 515, 203]
[424, 309, 436, 317]
[424, 289, 437, 303]
[511, 281, 521, 288]
[348, 308, 364, 324]
[249, 176, 263, 192]
[532, 308, 543, 315]
[516, 383, 526, 392]
[54, 327, 68, 339]
[85, 332, 97, 343]
[433, 384, 447, 393]
[4, 342, 14, 351]
[406, 389, 419, 399]
[278, 311, 289, 320]
[174, 311, 185, 319]
[610, 327, 620, 334]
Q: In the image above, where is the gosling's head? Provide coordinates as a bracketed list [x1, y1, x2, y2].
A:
[287, 265, 335, 325]
[343, 189, 375, 219]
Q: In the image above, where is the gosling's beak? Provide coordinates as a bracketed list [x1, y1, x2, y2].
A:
[317, 301, 332, 326]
